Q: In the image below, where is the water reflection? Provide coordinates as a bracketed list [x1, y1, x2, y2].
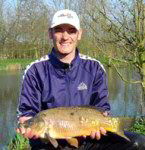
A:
[0, 70, 21, 149]
[107, 66, 143, 116]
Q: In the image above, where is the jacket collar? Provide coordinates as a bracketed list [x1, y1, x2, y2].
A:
[49, 47, 80, 70]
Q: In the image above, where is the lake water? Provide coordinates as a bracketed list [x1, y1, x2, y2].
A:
[0, 67, 144, 149]
[0, 70, 22, 150]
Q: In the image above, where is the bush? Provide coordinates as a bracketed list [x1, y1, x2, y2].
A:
[129, 117, 145, 135]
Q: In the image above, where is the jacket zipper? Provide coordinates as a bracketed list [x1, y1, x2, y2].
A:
[65, 65, 71, 106]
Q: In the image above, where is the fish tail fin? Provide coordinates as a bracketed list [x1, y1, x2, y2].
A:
[119, 117, 136, 130]
[115, 117, 135, 141]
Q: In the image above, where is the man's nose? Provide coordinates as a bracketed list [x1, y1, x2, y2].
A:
[62, 31, 69, 39]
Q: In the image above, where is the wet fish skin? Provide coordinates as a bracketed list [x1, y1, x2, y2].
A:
[19, 106, 133, 148]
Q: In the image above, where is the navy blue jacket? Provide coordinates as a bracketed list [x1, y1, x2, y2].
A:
[17, 48, 110, 118]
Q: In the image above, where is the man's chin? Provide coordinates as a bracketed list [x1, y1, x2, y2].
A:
[58, 50, 71, 55]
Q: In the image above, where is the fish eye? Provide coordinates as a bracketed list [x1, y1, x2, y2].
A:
[70, 112, 74, 116]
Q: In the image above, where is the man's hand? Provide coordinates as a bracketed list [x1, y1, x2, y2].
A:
[90, 111, 108, 140]
[16, 116, 40, 139]
[83, 111, 108, 140]
[90, 127, 107, 140]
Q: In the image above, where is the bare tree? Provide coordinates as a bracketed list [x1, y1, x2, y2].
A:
[0, 0, 20, 58]
[11, 0, 53, 58]
[0, 0, 5, 57]
[83, 0, 145, 113]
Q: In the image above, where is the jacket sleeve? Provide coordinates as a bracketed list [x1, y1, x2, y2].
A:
[90, 63, 111, 112]
[17, 66, 42, 120]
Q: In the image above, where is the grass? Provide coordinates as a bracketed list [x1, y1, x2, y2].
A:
[8, 134, 30, 150]
[0, 59, 36, 70]
[0, 57, 121, 71]
[0, 56, 112, 71]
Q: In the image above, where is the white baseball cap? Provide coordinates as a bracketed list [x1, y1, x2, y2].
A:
[51, 9, 80, 30]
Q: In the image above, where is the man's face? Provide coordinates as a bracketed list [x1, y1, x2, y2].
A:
[49, 24, 82, 55]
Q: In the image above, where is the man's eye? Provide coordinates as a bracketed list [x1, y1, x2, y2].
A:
[54, 28, 62, 33]
[68, 29, 77, 34]
[54, 28, 77, 34]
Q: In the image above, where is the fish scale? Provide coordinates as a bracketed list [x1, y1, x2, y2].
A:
[20, 106, 135, 148]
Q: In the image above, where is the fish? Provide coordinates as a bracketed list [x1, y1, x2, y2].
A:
[19, 106, 134, 148]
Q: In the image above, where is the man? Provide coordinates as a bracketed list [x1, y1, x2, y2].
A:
[17, 9, 138, 150]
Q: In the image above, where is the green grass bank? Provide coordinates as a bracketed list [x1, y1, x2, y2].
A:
[0, 59, 36, 71]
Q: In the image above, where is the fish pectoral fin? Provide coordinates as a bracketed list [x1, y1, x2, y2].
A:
[66, 138, 79, 148]
[45, 133, 59, 148]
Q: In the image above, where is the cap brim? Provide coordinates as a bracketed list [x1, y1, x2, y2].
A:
[51, 22, 80, 30]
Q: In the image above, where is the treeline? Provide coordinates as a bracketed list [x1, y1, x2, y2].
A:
[0, 0, 145, 62]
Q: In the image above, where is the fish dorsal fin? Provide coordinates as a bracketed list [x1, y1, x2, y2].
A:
[66, 138, 79, 148]
[45, 133, 58, 148]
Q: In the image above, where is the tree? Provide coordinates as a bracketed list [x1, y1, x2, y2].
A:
[0, 0, 5, 57]
[14, 0, 51, 58]
[83, 0, 145, 114]
[0, 0, 20, 58]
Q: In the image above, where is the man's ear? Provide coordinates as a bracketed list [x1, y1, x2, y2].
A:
[78, 29, 83, 41]
[48, 28, 53, 39]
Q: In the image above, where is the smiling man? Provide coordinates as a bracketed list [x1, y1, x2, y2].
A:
[17, 9, 138, 150]
[49, 24, 82, 64]
[48, 9, 83, 66]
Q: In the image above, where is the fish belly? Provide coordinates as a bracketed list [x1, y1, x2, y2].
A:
[48, 119, 100, 139]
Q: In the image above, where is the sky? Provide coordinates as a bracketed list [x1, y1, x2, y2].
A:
[3, 0, 51, 13]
